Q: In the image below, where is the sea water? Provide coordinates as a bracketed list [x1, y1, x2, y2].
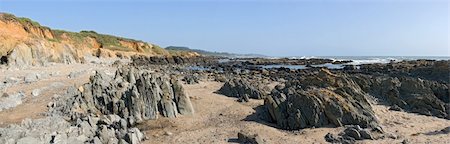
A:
[260, 56, 450, 70]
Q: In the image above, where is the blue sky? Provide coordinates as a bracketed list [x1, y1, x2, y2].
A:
[0, 0, 448, 56]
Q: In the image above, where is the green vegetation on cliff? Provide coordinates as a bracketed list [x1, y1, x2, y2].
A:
[166, 46, 266, 58]
[1, 13, 45, 28]
[52, 30, 150, 52]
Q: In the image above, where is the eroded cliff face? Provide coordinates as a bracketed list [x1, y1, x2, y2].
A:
[0, 13, 197, 67]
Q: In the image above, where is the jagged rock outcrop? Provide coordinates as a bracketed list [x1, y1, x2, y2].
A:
[0, 115, 145, 144]
[29, 66, 196, 143]
[241, 57, 352, 65]
[131, 55, 215, 66]
[217, 77, 270, 101]
[350, 74, 449, 119]
[51, 66, 194, 123]
[264, 69, 379, 130]
[324, 125, 385, 144]
[358, 60, 450, 83]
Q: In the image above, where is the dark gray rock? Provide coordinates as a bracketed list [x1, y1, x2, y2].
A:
[442, 126, 450, 134]
[265, 69, 379, 130]
[325, 125, 382, 144]
[217, 77, 269, 100]
[324, 133, 354, 144]
[351, 74, 449, 119]
[52, 66, 194, 123]
[343, 127, 362, 140]
[237, 132, 265, 144]
[389, 105, 402, 111]
[182, 74, 200, 84]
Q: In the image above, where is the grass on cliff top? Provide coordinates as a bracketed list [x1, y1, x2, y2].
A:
[0, 13, 49, 29]
[167, 49, 199, 57]
[52, 30, 153, 52]
[151, 45, 169, 55]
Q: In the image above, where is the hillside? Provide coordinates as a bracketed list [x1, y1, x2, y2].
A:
[0, 13, 198, 67]
[166, 46, 266, 58]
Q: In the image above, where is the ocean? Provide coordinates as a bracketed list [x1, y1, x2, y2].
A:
[283, 56, 450, 65]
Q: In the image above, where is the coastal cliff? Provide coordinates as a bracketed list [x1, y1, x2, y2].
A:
[0, 13, 199, 67]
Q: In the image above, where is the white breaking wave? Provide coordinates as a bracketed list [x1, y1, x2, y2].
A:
[348, 58, 398, 65]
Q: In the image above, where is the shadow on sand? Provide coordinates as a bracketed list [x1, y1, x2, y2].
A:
[241, 105, 281, 129]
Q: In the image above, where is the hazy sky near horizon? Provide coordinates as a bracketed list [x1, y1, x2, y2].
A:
[0, 0, 448, 56]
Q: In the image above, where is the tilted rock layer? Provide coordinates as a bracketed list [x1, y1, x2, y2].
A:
[217, 77, 270, 100]
[52, 66, 195, 124]
[265, 69, 380, 130]
[351, 74, 449, 119]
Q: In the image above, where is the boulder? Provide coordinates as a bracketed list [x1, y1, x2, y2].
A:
[324, 125, 383, 144]
[237, 132, 265, 144]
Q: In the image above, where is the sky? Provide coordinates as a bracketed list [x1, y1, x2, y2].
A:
[0, 0, 448, 56]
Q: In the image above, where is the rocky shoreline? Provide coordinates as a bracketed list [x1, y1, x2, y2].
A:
[0, 56, 449, 144]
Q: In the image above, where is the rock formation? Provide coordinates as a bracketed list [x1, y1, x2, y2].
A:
[131, 55, 216, 66]
[6, 66, 196, 143]
[182, 74, 200, 84]
[240, 57, 352, 65]
[0, 115, 145, 144]
[325, 125, 384, 144]
[51, 66, 194, 123]
[217, 77, 270, 101]
[264, 69, 380, 130]
[350, 74, 449, 119]
[358, 60, 449, 83]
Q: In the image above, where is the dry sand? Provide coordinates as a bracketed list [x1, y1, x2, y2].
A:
[140, 81, 450, 144]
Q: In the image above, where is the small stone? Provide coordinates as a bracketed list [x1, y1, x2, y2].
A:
[324, 133, 338, 143]
[401, 139, 411, 144]
[441, 126, 450, 134]
[344, 128, 362, 140]
[47, 102, 55, 108]
[387, 133, 398, 139]
[389, 105, 403, 111]
[68, 71, 84, 79]
[164, 131, 173, 136]
[237, 132, 264, 144]
[31, 89, 41, 97]
[78, 86, 84, 93]
[1, 93, 8, 98]
[24, 73, 38, 83]
[359, 129, 373, 140]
